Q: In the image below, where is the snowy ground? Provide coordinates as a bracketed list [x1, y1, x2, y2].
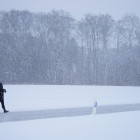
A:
[0, 85, 140, 140]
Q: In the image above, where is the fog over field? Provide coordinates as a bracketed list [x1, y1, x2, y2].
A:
[0, 0, 140, 20]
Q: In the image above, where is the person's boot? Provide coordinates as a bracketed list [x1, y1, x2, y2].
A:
[4, 110, 9, 113]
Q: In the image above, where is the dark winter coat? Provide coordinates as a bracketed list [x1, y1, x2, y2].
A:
[0, 84, 6, 101]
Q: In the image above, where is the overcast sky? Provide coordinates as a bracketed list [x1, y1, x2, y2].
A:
[0, 0, 140, 20]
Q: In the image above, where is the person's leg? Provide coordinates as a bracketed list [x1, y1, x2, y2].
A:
[1, 99, 6, 110]
[0, 100, 4, 111]
[0, 99, 8, 113]
[0, 100, 2, 110]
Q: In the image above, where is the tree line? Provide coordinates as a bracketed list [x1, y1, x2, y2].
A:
[0, 10, 140, 85]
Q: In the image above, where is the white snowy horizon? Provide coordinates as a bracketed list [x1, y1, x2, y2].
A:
[0, 85, 140, 140]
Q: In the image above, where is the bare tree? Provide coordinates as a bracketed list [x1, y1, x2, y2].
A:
[98, 14, 114, 85]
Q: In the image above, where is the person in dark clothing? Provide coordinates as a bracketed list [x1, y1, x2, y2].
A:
[0, 82, 9, 113]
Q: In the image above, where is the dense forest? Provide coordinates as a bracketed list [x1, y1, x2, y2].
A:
[0, 10, 140, 85]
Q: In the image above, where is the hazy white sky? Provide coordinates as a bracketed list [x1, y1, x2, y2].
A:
[0, 0, 140, 19]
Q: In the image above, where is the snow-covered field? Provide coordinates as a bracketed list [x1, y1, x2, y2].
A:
[0, 85, 140, 140]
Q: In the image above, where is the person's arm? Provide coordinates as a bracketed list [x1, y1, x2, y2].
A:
[3, 89, 6, 93]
